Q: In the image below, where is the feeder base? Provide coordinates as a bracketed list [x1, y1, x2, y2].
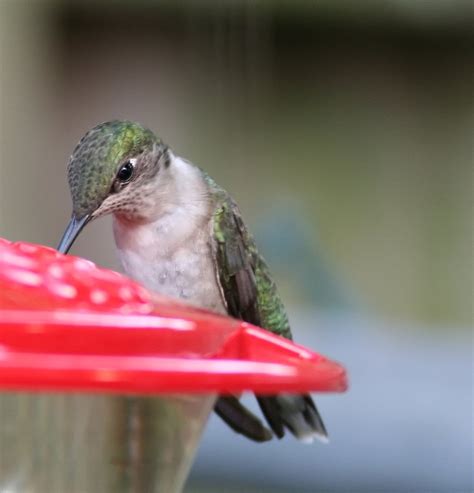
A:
[0, 393, 216, 493]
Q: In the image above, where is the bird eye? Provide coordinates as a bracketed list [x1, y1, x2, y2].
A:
[117, 160, 136, 183]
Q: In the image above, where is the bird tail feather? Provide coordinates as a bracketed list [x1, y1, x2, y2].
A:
[214, 395, 273, 442]
[214, 393, 328, 443]
[257, 394, 328, 443]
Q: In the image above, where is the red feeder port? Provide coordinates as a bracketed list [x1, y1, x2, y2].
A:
[0, 237, 347, 395]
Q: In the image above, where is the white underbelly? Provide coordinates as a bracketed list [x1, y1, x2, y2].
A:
[114, 224, 227, 315]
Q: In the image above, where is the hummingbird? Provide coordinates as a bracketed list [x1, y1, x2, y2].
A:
[57, 120, 328, 443]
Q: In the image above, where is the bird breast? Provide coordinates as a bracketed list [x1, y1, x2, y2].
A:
[112, 215, 227, 315]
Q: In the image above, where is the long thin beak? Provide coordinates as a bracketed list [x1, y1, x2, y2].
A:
[57, 214, 91, 254]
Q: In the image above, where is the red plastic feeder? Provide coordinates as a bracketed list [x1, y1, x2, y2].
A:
[0, 238, 347, 493]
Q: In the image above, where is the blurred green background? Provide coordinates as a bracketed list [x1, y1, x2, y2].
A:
[0, 1, 472, 492]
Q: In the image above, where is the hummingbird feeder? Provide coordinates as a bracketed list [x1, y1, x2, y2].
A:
[0, 237, 347, 493]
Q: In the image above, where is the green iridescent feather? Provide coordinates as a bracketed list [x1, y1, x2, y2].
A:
[205, 174, 292, 340]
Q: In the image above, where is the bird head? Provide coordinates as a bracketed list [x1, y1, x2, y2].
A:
[57, 120, 169, 254]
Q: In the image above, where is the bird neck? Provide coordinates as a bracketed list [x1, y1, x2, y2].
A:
[113, 153, 211, 256]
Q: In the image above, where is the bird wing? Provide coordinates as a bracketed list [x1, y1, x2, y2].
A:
[210, 191, 292, 440]
[207, 176, 327, 443]
[211, 194, 292, 340]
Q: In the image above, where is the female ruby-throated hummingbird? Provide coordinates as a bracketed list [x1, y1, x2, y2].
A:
[58, 120, 328, 443]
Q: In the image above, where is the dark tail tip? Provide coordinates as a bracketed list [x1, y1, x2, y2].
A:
[214, 396, 273, 442]
[257, 394, 329, 443]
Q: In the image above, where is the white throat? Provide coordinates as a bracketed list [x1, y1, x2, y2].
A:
[113, 154, 209, 256]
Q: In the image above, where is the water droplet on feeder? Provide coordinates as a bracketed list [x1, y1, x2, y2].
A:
[4, 268, 42, 287]
[90, 289, 109, 305]
[49, 282, 78, 299]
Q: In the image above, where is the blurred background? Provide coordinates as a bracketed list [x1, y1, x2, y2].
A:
[0, 1, 472, 492]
